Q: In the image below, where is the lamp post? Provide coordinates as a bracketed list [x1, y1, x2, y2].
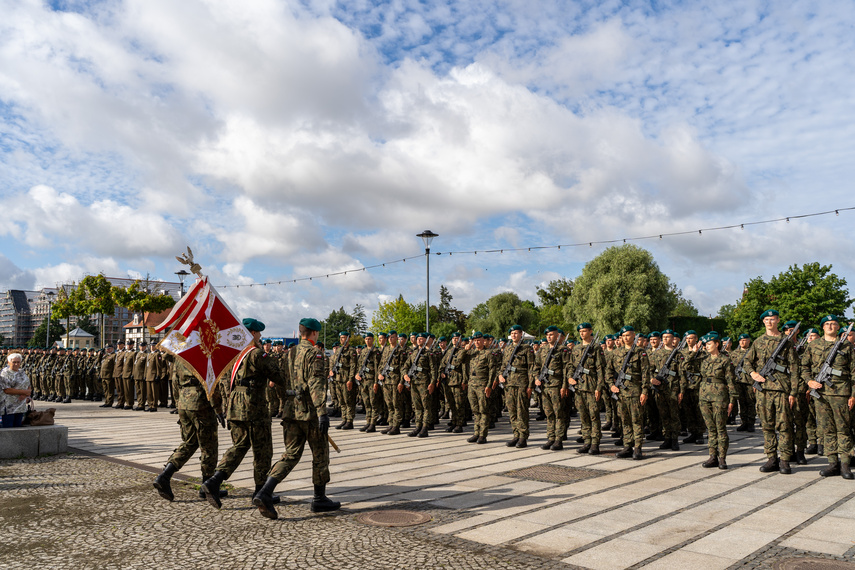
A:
[416, 230, 438, 333]
[175, 270, 190, 297]
[45, 291, 55, 348]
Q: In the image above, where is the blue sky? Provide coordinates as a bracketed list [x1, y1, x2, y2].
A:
[2, 0, 854, 333]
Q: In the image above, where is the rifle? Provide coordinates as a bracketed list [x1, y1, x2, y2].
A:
[405, 345, 426, 388]
[796, 335, 808, 353]
[330, 335, 350, 376]
[377, 346, 396, 387]
[652, 336, 687, 394]
[570, 333, 601, 393]
[755, 322, 800, 392]
[442, 343, 457, 378]
[612, 336, 639, 400]
[810, 323, 854, 399]
[501, 341, 524, 380]
[355, 346, 375, 387]
[535, 342, 559, 394]
[734, 349, 749, 381]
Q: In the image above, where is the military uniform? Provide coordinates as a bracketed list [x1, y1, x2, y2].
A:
[355, 340, 382, 430]
[729, 344, 756, 431]
[534, 339, 571, 449]
[331, 341, 357, 428]
[648, 339, 682, 449]
[699, 349, 737, 465]
[607, 335, 652, 457]
[439, 339, 468, 432]
[500, 339, 536, 446]
[378, 338, 405, 434]
[403, 339, 436, 437]
[99, 349, 116, 406]
[465, 339, 497, 442]
[569, 337, 606, 451]
[679, 345, 707, 443]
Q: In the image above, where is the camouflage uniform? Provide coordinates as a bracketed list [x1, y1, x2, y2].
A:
[648, 346, 682, 445]
[679, 347, 707, 440]
[729, 346, 756, 429]
[465, 345, 497, 439]
[215, 346, 287, 486]
[403, 344, 436, 431]
[166, 360, 222, 478]
[607, 343, 652, 451]
[439, 342, 467, 430]
[534, 342, 572, 445]
[743, 333, 798, 462]
[268, 339, 330, 485]
[801, 337, 855, 468]
[500, 341, 536, 442]
[569, 340, 606, 448]
[699, 353, 737, 459]
[331, 344, 357, 423]
[355, 343, 382, 428]
[378, 342, 405, 430]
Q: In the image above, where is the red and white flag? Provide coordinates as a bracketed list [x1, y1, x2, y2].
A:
[158, 278, 253, 396]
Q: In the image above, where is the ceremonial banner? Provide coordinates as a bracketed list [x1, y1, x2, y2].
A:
[158, 279, 252, 396]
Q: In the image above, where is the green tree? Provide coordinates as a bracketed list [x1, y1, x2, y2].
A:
[370, 295, 425, 335]
[726, 263, 851, 337]
[321, 307, 357, 347]
[350, 304, 368, 335]
[436, 285, 467, 332]
[536, 278, 574, 307]
[466, 292, 538, 337]
[536, 304, 572, 336]
[78, 274, 116, 347]
[672, 290, 700, 317]
[717, 303, 736, 322]
[76, 315, 100, 343]
[565, 244, 677, 333]
[112, 278, 176, 344]
[29, 317, 66, 348]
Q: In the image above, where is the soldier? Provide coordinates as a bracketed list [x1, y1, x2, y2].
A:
[802, 328, 823, 454]
[201, 318, 287, 508]
[803, 315, 855, 479]
[403, 333, 436, 438]
[377, 330, 404, 435]
[649, 329, 682, 452]
[253, 317, 340, 519]
[743, 309, 798, 475]
[330, 332, 356, 430]
[98, 345, 116, 407]
[679, 330, 706, 445]
[132, 342, 148, 411]
[698, 332, 737, 469]
[355, 332, 381, 432]
[463, 332, 497, 444]
[263, 339, 280, 418]
[121, 340, 136, 409]
[153, 358, 225, 501]
[440, 332, 468, 434]
[607, 326, 652, 460]
[534, 326, 571, 450]
[569, 323, 606, 454]
[144, 343, 162, 412]
[498, 325, 535, 448]
[731, 333, 756, 432]
[783, 320, 809, 465]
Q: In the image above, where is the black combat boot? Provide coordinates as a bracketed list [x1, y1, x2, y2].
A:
[506, 437, 519, 447]
[252, 477, 281, 520]
[551, 440, 564, 451]
[659, 439, 672, 450]
[795, 448, 808, 465]
[702, 455, 719, 468]
[452, 426, 463, 433]
[719, 458, 728, 469]
[842, 463, 854, 480]
[417, 424, 429, 438]
[476, 436, 487, 444]
[759, 456, 779, 473]
[200, 471, 228, 509]
[359, 423, 369, 432]
[820, 462, 841, 477]
[682, 434, 698, 444]
[541, 440, 554, 450]
[335, 419, 346, 429]
[632, 447, 643, 460]
[575, 437, 585, 444]
[252, 485, 280, 504]
[516, 439, 527, 448]
[616, 447, 633, 458]
[152, 463, 178, 501]
[62, 397, 71, 404]
[589, 444, 601, 455]
[343, 420, 354, 430]
[408, 424, 422, 437]
[365, 423, 376, 433]
[387, 425, 401, 435]
[577, 443, 591, 454]
[779, 460, 792, 475]
[671, 440, 680, 451]
[310, 484, 341, 513]
[467, 434, 479, 443]
[445, 425, 455, 433]
[602, 421, 612, 431]
[805, 443, 818, 455]
[818, 444, 825, 456]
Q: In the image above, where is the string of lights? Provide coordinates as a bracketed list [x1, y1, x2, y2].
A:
[217, 206, 855, 289]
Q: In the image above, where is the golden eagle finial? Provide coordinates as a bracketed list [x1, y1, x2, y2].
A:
[176, 246, 203, 277]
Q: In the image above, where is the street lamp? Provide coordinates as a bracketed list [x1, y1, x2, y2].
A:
[44, 291, 55, 348]
[175, 270, 190, 297]
[416, 230, 438, 333]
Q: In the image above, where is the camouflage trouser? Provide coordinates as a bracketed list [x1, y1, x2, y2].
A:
[735, 382, 756, 427]
[816, 395, 853, 465]
[699, 398, 729, 458]
[645, 394, 661, 435]
[382, 381, 403, 426]
[756, 390, 794, 461]
[168, 408, 218, 478]
[410, 381, 432, 426]
[359, 380, 375, 424]
[267, 384, 280, 416]
[577, 390, 601, 446]
[268, 419, 330, 486]
[618, 390, 644, 448]
[468, 384, 490, 437]
[654, 384, 681, 440]
[791, 393, 809, 450]
[505, 385, 530, 440]
[606, 396, 621, 430]
[542, 386, 565, 442]
[807, 397, 819, 445]
[216, 418, 273, 487]
[402, 388, 413, 423]
[681, 388, 704, 437]
[446, 385, 466, 427]
[343, 382, 358, 421]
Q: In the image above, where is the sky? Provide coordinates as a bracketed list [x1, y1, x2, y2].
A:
[2, 0, 854, 334]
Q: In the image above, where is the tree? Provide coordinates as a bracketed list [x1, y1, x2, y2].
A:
[78, 274, 116, 348]
[76, 315, 100, 343]
[466, 292, 538, 338]
[565, 244, 678, 334]
[436, 285, 467, 332]
[671, 290, 700, 317]
[350, 304, 368, 335]
[536, 278, 574, 307]
[370, 296, 424, 336]
[717, 303, 736, 322]
[726, 263, 851, 337]
[29, 317, 65, 348]
[536, 304, 571, 336]
[320, 307, 357, 347]
[112, 278, 176, 344]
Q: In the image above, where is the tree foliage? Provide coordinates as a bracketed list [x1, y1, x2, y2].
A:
[466, 292, 538, 337]
[320, 306, 357, 347]
[726, 263, 851, 337]
[536, 278, 574, 307]
[370, 296, 425, 337]
[436, 285, 467, 332]
[29, 317, 66, 348]
[565, 244, 678, 334]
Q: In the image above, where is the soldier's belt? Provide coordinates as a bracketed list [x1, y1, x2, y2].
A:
[235, 378, 261, 388]
[702, 377, 727, 384]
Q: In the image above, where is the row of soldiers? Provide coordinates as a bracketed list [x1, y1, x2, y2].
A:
[4, 340, 179, 412]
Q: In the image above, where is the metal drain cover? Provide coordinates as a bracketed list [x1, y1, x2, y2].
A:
[503, 464, 604, 484]
[356, 510, 432, 527]
[773, 558, 855, 570]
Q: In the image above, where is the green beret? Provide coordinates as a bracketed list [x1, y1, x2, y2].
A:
[299, 318, 321, 331]
[243, 318, 266, 332]
[438, 336, 447, 342]
[417, 332, 427, 338]
[509, 324, 523, 333]
[684, 329, 697, 336]
[619, 325, 635, 335]
[738, 333, 751, 340]
[544, 325, 558, 333]
[760, 309, 779, 319]
[472, 331, 484, 339]
[649, 331, 661, 338]
[462, 337, 469, 342]
[556, 329, 564, 335]
[333, 342, 340, 348]
[722, 337, 730, 343]
[364, 332, 374, 338]
[338, 331, 349, 337]
[377, 332, 387, 337]
[262, 338, 272, 344]
[783, 320, 798, 330]
[577, 322, 592, 331]
[388, 330, 397, 335]
[820, 315, 839, 326]
[805, 328, 819, 336]
[451, 332, 461, 337]
[273, 341, 284, 346]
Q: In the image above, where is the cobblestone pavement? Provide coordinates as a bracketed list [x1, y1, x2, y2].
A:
[0, 454, 559, 570]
